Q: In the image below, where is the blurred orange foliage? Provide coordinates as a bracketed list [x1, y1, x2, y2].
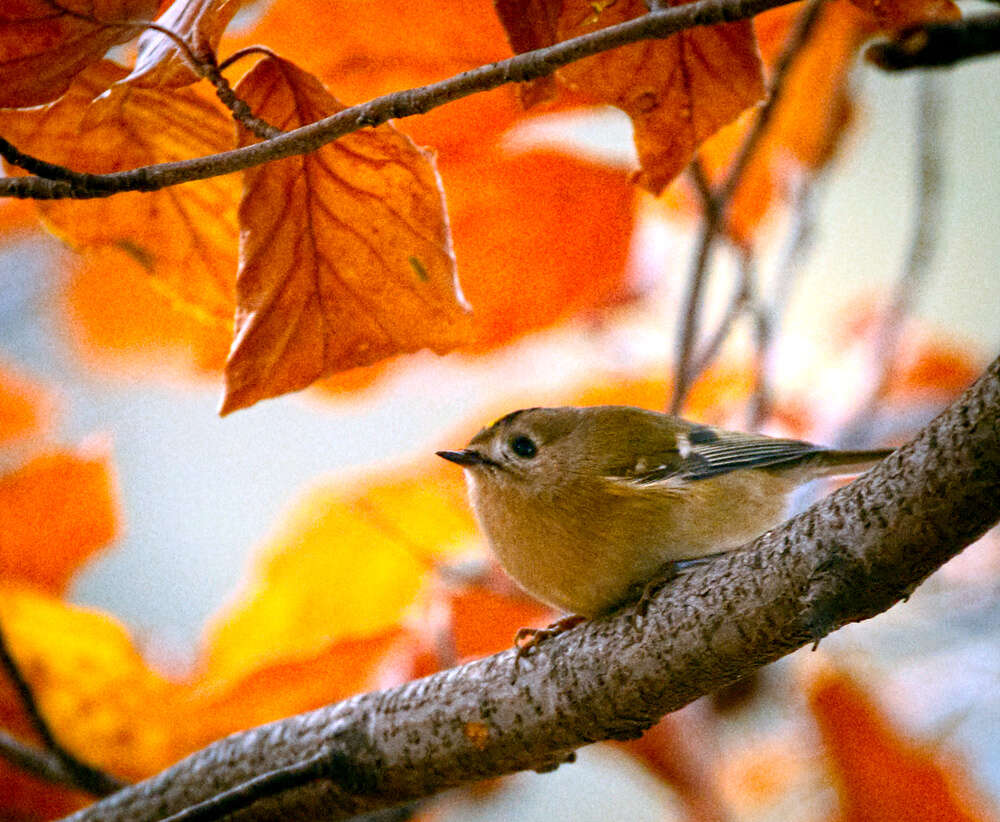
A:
[0, 447, 118, 596]
[0, 61, 240, 323]
[0, 362, 52, 446]
[808, 665, 999, 822]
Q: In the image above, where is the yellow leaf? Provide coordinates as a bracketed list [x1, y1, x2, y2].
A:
[199, 464, 476, 688]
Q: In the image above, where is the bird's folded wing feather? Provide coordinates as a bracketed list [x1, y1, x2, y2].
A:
[630, 425, 821, 484]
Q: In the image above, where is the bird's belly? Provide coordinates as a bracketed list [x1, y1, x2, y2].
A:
[471, 469, 795, 617]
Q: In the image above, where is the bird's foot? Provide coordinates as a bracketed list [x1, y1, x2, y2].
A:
[512, 614, 587, 670]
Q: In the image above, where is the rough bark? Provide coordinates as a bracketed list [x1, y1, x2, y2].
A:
[63, 355, 1000, 822]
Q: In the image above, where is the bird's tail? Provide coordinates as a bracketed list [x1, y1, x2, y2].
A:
[809, 448, 895, 477]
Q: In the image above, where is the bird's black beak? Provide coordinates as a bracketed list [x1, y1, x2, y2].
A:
[436, 448, 487, 467]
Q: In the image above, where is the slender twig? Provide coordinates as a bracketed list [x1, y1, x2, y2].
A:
[839, 73, 945, 447]
[203, 53, 283, 140]
[0, 0, 799, 200]
[745, 253, 774, 428]
[0, 622, 126, 796]
[130, 21, 281, 139]
[0, 729, 87, 791]
[768, 174, 819, 323]
[669, 0, 828, 413]
[217, 45, 282, 72]
[0, 19, 276, 176]
[867, 13, 1000, 70]
[691, 249, 754, 377]
[747, 174, 821, 428]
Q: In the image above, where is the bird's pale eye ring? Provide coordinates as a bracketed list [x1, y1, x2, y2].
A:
[510, 435, 537, 458]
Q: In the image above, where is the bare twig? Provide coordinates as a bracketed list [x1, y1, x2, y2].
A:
[691, 249, 754, 377]
[867, 13, 1000, 70]
[0, 0, 799, 200]
[746, 261, 774, 428]
[839, 72, 945, 447]
[669, 0, 828, 413]
[0, 729, 89, 791]
[0, 622, 126, 796]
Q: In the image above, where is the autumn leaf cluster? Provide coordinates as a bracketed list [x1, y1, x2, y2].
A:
[0, 0, 959, 413]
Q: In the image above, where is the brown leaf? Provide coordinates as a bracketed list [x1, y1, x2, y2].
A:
[0, 60, 240, 322]
[0, 0, 158, 107]
[496, 0, 765, 194]
[222, 57, 472, 414]
[117, 0, 248, 89]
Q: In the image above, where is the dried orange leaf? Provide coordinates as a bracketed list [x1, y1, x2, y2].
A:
[0, 445, 119, 594]
[807, 665, 998, 822]
[0, 589, 178, 780]
[222, 57, 471, 414]
[497, 0, 765, 194]
[118, 0, 248, 89]
[0, 361, 52, 446]
[199, 464, 476, 688]
[0, 60, 239, 322]
[0, 0, 157, 107]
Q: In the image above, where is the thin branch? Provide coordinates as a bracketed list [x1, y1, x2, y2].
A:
[839, 72, 945, 447]
[0, 622, 126, 797]
[0, 729, 89, 792]
[691, 248, 754, 377]
[0, 0, 799, 200]
[669, 0, 827, 413]
[59, 357, 1000, 822]
[866, 13, 1000, 70]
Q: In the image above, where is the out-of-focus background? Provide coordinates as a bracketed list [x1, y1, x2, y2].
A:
[1, 3, 998, 820]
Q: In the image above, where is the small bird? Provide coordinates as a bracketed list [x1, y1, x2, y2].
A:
[437, 406, 893, 623]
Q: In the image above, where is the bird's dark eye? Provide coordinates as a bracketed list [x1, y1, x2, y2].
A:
[510, 435, 537, 458]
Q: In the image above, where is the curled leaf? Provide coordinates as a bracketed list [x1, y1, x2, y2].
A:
[117, 0, 248, 89]
[495, 0, 765, 193]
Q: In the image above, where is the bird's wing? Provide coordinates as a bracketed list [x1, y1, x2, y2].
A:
[631, 425, 821, 484]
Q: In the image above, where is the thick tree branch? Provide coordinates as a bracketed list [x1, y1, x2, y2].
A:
[0, 0, 797, 200]
[61, 355, 1000, 821]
